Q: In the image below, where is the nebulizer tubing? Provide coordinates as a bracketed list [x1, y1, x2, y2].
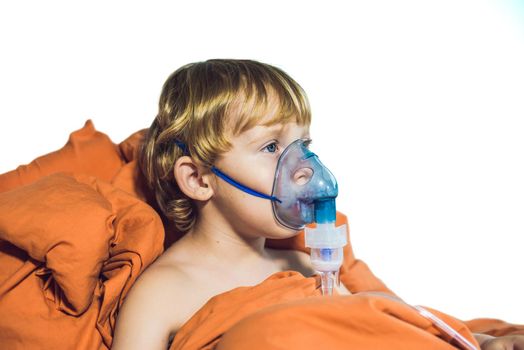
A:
[412, 305, 478, 350]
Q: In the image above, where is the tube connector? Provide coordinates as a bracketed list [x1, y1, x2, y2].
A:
[305, 223, 347, 249]
[319, 270, 339, 296]
[305, 222, 347, 295]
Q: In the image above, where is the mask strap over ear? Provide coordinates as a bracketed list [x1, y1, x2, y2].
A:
[211, 166, 282, 203]
[174, 139, 281, 203]
[174, 140, 189, 155]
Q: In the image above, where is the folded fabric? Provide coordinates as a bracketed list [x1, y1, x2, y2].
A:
[0, 120, 124, 194]
[0, 173, 164, 349]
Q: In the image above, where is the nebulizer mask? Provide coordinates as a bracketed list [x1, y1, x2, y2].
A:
[210, 139, 347, 296]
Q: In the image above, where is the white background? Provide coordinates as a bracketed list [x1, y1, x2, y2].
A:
[1, 0, 523, 323]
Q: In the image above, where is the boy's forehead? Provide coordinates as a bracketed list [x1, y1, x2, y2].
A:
[223, 86, 311, 145]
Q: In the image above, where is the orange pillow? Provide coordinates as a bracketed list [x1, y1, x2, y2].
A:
[0, 172, 165, 314]
[0, 120, 124, 193]
[0, 173, 114, 314]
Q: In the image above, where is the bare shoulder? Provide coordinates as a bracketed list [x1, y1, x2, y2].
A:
[112, 260, 192, 350]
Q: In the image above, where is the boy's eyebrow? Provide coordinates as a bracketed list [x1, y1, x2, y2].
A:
[249, 130, 277, 145]
[248, 128, 281, 145]
[248, 129, 311, 146]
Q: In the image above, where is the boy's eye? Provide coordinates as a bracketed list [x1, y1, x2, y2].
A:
[262, 142, 279, 153]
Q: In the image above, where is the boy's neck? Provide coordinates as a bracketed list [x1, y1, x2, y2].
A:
[184, 215, 273, 268]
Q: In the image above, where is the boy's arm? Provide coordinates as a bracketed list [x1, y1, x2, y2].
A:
[111, 267, 178, 350]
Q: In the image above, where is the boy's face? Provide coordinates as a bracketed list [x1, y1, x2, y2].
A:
[211, 120, 310, 240]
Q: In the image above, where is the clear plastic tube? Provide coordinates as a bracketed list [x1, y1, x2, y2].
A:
[412, 305, 479, 350]
[319, 270, 339, 296]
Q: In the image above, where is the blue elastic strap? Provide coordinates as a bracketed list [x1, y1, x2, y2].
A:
[211, 166, 282, 203]
[174, 139, 189, 155]
[175, 139, 281, 203]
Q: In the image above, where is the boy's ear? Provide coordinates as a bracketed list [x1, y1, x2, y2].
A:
[173, 156, 214, 201]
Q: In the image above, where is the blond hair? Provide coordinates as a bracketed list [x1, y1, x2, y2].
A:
[139, 59, 311, 234]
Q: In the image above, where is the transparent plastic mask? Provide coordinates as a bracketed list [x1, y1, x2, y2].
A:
[271, 138, 338, 230]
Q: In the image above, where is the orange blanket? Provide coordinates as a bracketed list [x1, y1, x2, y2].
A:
[0, 120, 522, 349]
[171, 272, 480, 350]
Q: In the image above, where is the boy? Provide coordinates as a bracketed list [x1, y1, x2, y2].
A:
[112, 59, 523, 350]
[112, 59, 350, 349]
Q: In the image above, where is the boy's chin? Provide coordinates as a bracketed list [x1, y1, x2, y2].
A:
[264, 224, 301, 240]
